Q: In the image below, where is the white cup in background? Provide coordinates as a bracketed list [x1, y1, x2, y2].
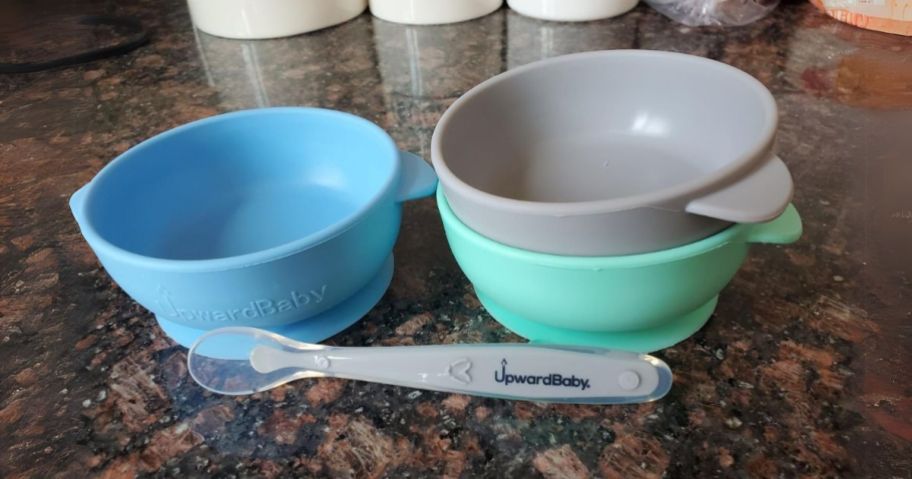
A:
[188, 0, 367, 39]
[369, 0, 503, 25]
[507, 0, 638, 21]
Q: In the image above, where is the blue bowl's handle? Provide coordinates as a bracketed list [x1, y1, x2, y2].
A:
[746, 203, 802, 245]
[397, 151, 438, 202]
[70, 183, 90, 226]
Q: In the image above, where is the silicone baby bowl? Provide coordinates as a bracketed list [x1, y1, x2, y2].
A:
[438, 188, 802, 352]
[70, 108, 437, 347]
[432, 50, 793, 256]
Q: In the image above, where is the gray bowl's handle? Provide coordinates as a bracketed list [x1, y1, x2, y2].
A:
[397, 150, 438, 202]
[685, 156, 793, 223]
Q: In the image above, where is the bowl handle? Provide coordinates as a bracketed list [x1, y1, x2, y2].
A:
[685, 156, 793, 223]
[397, 150, 438, 202]
[745, 203, 802, 244]
[70, 183, 91, 226]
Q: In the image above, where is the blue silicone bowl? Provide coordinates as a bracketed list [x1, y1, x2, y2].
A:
[70, 108, 437, 347]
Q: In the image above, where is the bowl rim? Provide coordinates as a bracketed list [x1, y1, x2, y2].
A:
[73, 107, 400, 272]
[437, 187, 752, 268]
[431, 49, 779, 216]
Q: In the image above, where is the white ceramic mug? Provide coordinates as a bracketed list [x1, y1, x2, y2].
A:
[369, 0, 503, 25]
[507, 0, 639, 21]
[187, 0, 367, 39]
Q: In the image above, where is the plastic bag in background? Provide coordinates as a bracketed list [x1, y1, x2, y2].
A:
[645, 0, 779, 26]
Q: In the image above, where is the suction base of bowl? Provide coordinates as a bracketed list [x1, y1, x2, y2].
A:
[155, 255, 395, 348]
[478, 293, 718, 353]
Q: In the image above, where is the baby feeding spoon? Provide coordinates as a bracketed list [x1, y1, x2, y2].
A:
[187, 327, 673, 404]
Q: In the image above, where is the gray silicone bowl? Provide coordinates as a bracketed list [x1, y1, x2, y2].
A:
[431, 50, 793, 256]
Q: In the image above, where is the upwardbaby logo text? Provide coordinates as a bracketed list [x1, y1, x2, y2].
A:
[156, 285, 327, 323]
[493, 359, 591, 390]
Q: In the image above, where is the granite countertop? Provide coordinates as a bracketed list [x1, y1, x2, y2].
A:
[2, 0, 911, 477]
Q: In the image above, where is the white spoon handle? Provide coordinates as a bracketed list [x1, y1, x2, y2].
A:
[251, 343, 671, 404]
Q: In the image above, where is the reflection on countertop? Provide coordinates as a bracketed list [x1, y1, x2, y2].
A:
[1, 0, 910, 477]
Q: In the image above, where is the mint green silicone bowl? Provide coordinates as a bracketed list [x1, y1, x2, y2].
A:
[438, 188, 802, 352]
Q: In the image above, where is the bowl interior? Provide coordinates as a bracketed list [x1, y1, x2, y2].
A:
[86, 109, 397, 260]
[437, 51, 776, 204]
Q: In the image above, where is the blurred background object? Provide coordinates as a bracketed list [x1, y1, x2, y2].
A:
[644, 0, 779, 26]
[809, 0, 912, 36]
[186, 0, 366, 39]
[507, 0, 640, 21]
[0, 0, 147, 73]
[369, 0, 503, 25]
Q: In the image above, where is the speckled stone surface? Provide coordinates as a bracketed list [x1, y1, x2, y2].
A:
[1, 0, 911, 477]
